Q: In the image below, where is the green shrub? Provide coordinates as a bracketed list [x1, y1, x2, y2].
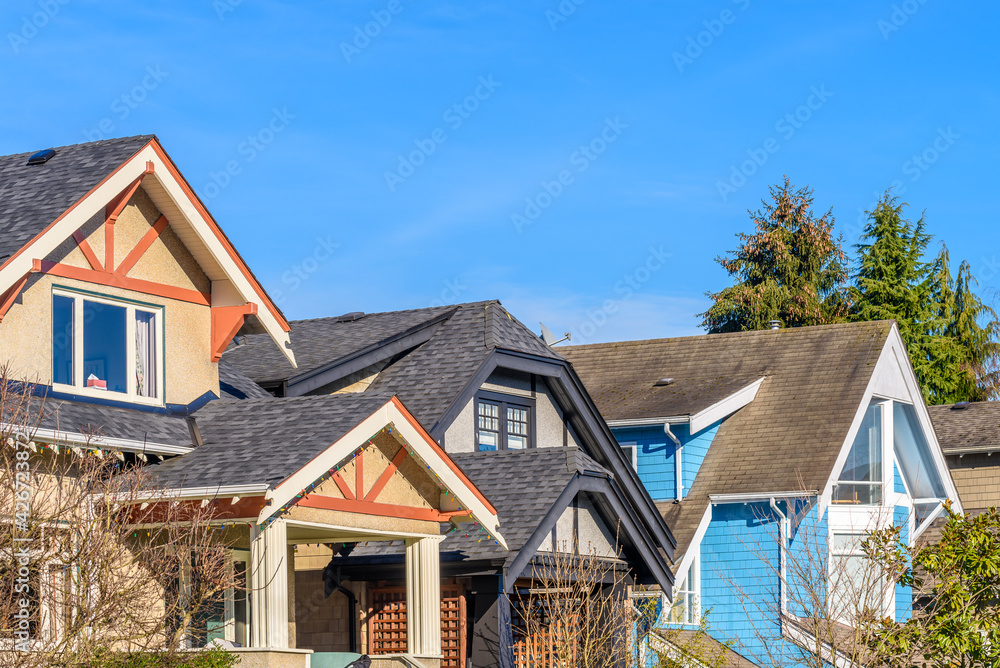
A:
[82, 647, 237, 668]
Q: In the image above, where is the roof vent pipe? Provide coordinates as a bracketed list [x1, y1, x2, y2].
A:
[768, 320, 782, 330]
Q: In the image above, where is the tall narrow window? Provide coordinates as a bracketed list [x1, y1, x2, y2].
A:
[135, 311, 157, 398]
[833, 404, 883, 505]
[506, 405, 529, 449]
[51, 290, 163, 404]
[477, 401, 501, 451]
[52, 295, 74, 386]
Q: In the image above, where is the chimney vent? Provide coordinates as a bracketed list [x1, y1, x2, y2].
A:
[768, 320, 781, 330]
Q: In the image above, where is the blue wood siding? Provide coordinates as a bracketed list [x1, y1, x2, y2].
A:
[894, 504, 913, 621]
[611, 421, 721, 502]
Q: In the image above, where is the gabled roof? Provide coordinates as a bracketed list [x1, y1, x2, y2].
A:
[0, 136, 293, 364]
[343, 446, 673, 589]
[149, 393, 392, 489]
[927, 401, 1000, 454]
[563, 321, 895, 558]
[223, 300, 561, 428]
[0, 136, 155, 263]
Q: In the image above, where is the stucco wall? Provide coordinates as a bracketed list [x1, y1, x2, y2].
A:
[0, 187, 218, 405]
[536, 493, 619, 558]
[443, 369, 581, 453]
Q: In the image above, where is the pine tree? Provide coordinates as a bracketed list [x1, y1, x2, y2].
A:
[700, 177, 849, 333]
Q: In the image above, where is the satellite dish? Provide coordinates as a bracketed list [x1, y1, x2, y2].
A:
[539, 322, 571, 347]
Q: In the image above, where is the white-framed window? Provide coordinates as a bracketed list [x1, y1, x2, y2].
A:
[667, 557, 699, 625]
[51, 288, 164, 405]
[833, 403, 883, 505]
[0, 533, 73, 649]
[619, 443, 639, 472]
[829, 532, 883, 622]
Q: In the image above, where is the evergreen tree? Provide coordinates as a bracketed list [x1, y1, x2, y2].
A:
[851, 191, 999, 403]
[700, 177, 849, 333]
[949, 260, 1000, 400]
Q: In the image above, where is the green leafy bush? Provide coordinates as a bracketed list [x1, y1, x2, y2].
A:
[81, 648, 236, 668]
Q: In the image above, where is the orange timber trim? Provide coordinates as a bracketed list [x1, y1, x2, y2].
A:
[390, 396, 498, 515]
[32, 259, 212, 306]
[129, 495, 268, 524]
[364, 447, 409, 503]
[147, 141, 291, 333]
[297, 493, 468, 523]
[117, 214, 169, 277]
[210, 303, 257, 362]
[0, 273, 30, 322]
[72, 231, 104, 272]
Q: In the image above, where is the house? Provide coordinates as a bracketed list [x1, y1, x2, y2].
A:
[0, 137, 675, 668]
[221, 301, 676, 667]
[560, 321, 962, 667]
[927, 401, 1000, 515]
[0, 137, 511, 667]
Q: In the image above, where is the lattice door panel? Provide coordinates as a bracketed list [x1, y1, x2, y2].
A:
[440, 585, 466, 668]
[368, 585, 466, 666]
[369, 588, 407, 654]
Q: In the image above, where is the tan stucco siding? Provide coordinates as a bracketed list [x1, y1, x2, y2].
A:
[443, 369, 581, 452]
[0, 188, 219, 404]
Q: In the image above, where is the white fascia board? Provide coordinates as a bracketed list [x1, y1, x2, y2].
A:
[671, 503, 711, 595]
[137, 144, 295, 367]
[689, 377, 765, 435]
[606, 416, 689, 428]
[263, 399, 507, 548]
[0, 142, 295, 367]
[0, 150, 147, 293]
[709, 490, 818, 504]
[12, 424, 193, 457]
[781, 618, 855, 668]
[126, 483, 269, 502]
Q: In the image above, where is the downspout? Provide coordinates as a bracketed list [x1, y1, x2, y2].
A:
[770, 497, 789, 616]
[665, 424, 682, 501]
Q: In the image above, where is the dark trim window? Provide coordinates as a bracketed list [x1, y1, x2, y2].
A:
[476, 391, 534, 451]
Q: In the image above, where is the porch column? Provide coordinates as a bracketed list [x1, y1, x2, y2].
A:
[250, 519, 289, 649]
[405, 536, 444, 657]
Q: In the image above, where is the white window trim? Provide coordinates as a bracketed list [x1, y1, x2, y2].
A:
[52, 288, 165, 406]
[226, 549, 251, 646]
[667, 552, 700, 626]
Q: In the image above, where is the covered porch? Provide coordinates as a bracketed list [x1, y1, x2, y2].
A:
[144, 395, 504, 668]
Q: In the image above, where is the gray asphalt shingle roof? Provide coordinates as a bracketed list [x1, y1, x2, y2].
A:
[927, 401, 1000, 453]
[218, 360, 271, 400]
[563, 321, 894, 560]
[223, 300, 560, 429]
[148, 393, 392, 489]
[0, 135, 154, 264]
[33, 394, 193, 448]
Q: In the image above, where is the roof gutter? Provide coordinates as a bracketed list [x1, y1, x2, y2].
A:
[124, 483, 270, 503]
[606, 416, 689, 428]
[3, 424, 193, 457]
[710, 490, 818, 504]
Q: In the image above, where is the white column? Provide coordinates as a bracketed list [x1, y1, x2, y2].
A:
[405, 536, 444, 657]
[250, 520, 289, 649]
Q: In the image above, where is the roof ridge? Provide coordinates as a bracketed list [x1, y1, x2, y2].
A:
[561, 319, 895, 351]
[0, 134, 156, 160]
[288, 300, 499, 327]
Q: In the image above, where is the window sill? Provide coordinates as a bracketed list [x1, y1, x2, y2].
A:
[52, 383, 164, 408]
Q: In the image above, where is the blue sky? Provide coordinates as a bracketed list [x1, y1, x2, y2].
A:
[2, 1, 998, 344]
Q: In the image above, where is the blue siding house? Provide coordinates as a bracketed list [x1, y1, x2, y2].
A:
[562, 320, 960, 667]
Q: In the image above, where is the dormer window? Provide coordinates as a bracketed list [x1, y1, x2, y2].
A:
[51, 289, 163, 403]
[476, 391, 533, 451]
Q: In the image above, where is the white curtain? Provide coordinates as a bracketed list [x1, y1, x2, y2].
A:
[135, 311, 157, 398]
